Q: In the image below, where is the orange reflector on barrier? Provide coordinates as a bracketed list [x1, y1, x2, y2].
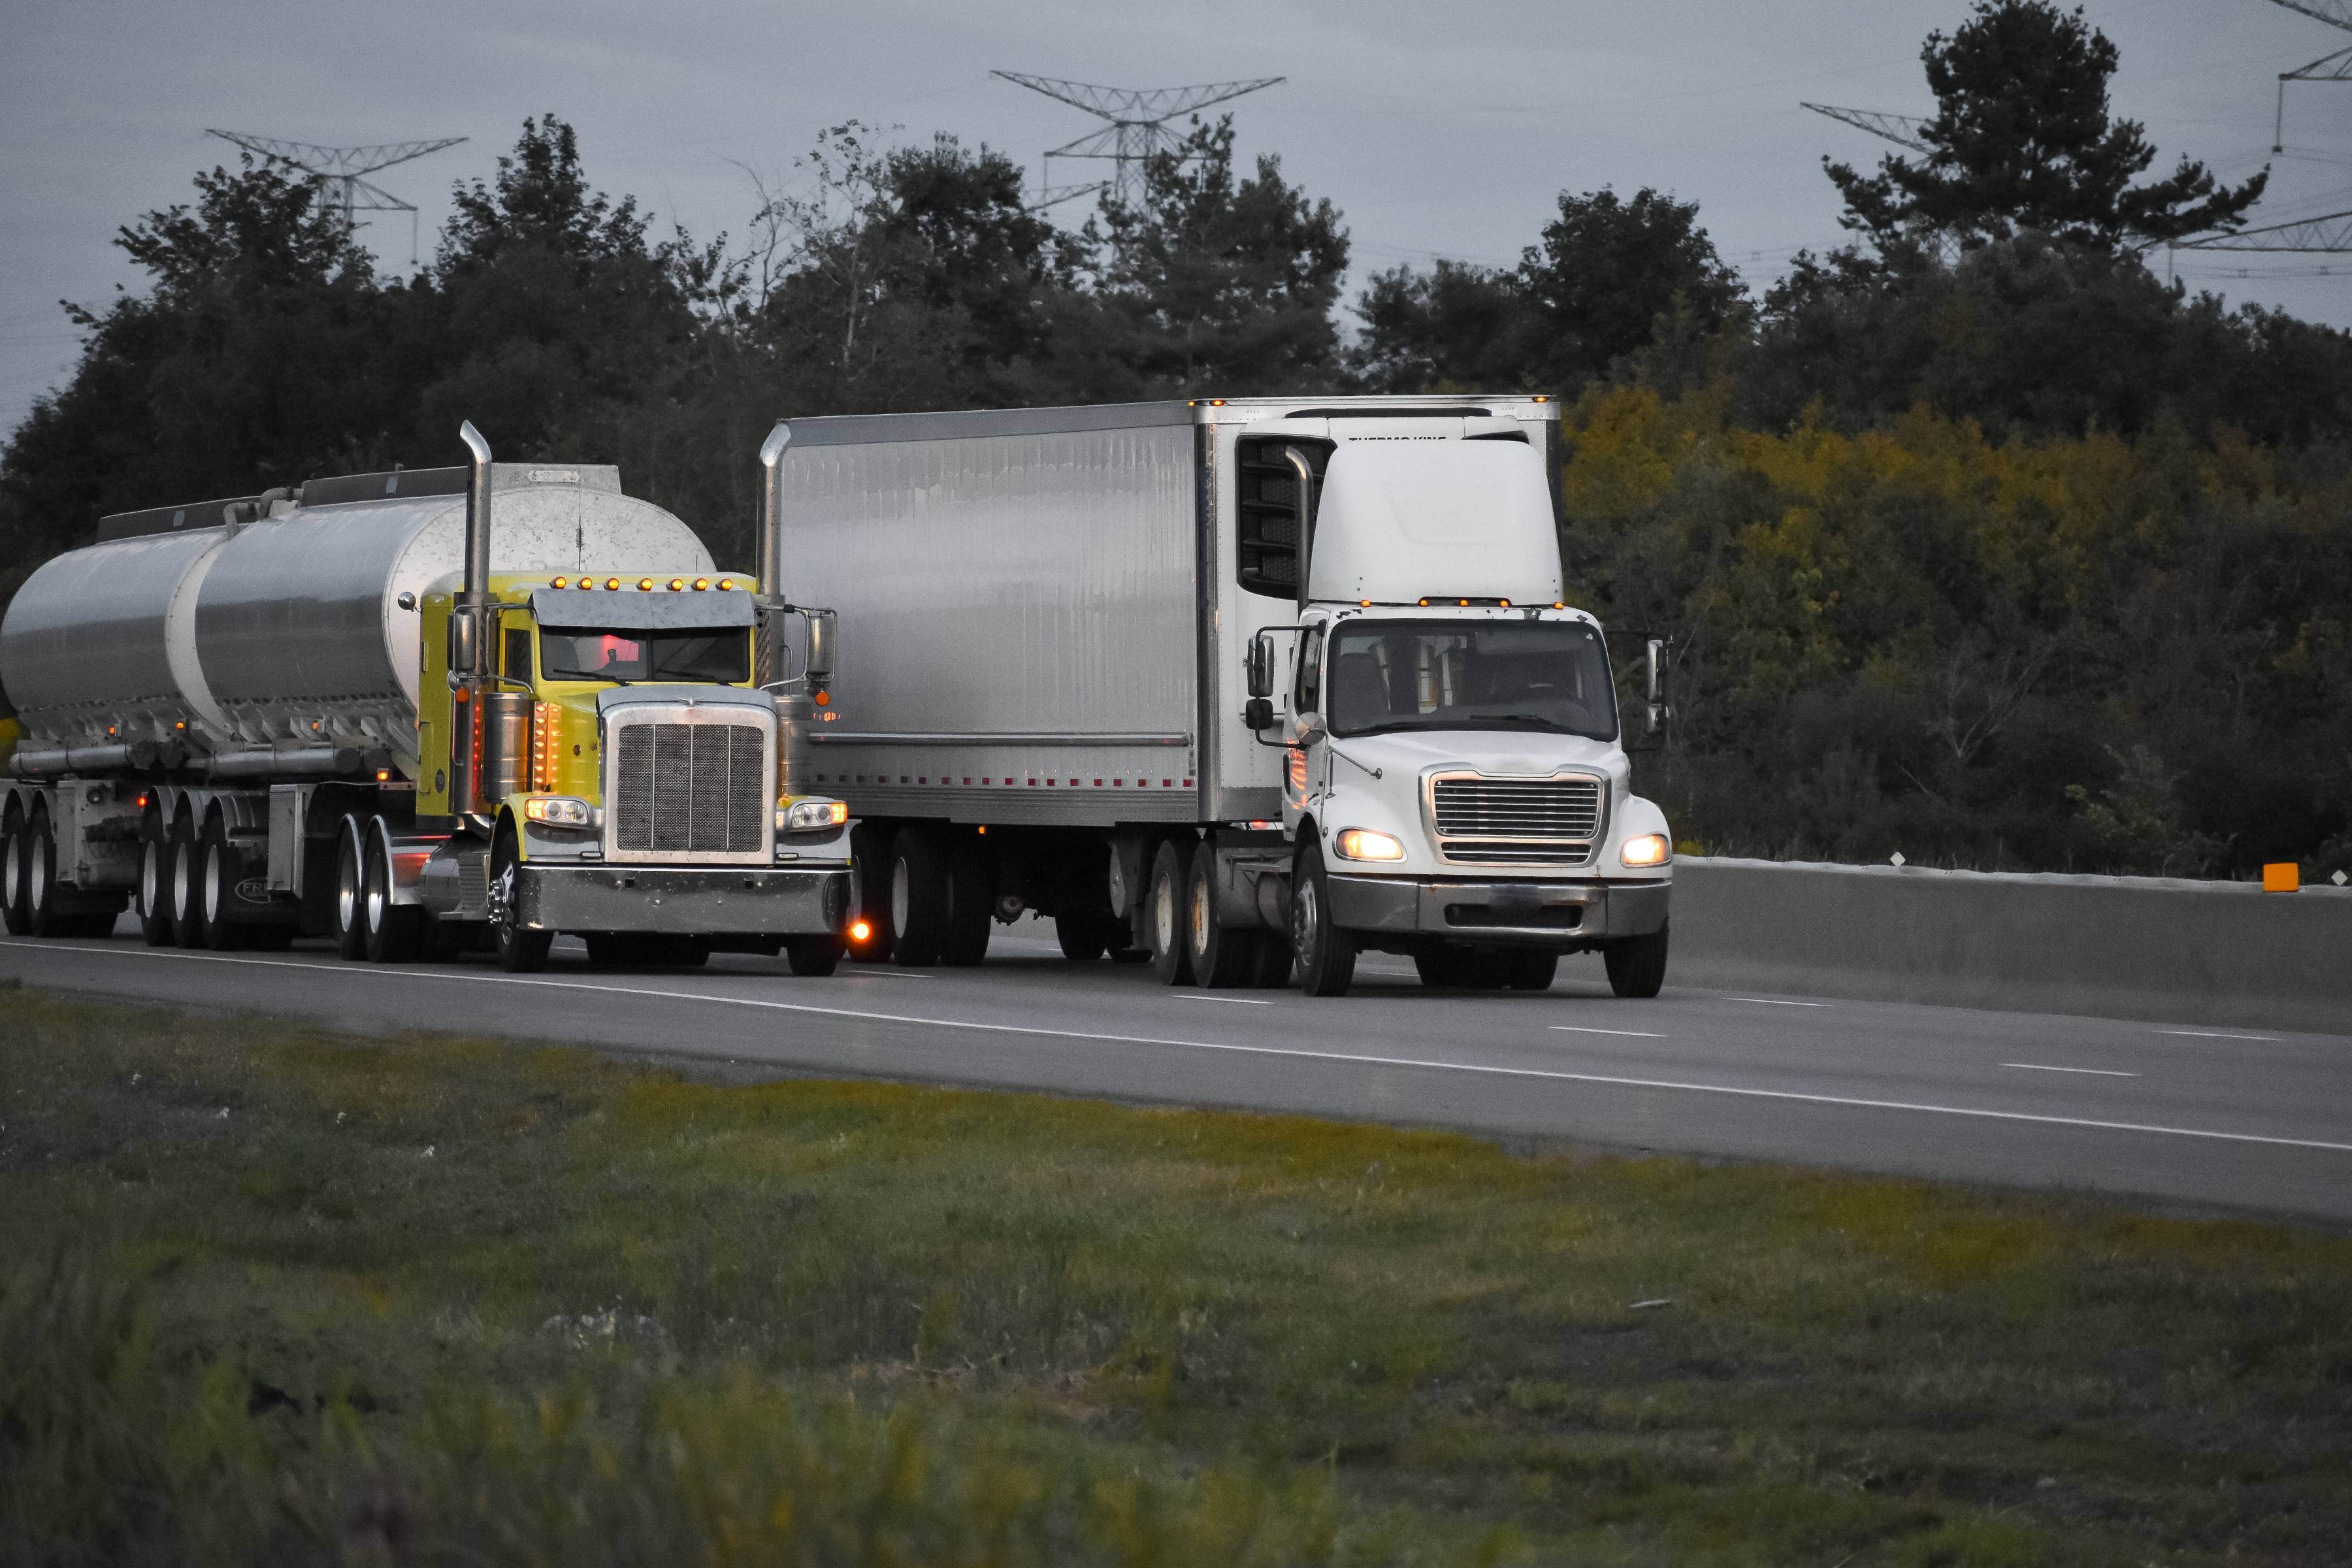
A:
[2262, 862, 2300, 892]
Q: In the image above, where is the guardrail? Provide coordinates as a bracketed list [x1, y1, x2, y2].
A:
[1671, 857, 2352, 1036]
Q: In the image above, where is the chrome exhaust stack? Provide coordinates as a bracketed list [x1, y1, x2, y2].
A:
[455, 420, 494, 680]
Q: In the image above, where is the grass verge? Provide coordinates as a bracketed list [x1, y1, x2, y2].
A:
[2, 982, 2349, 1564]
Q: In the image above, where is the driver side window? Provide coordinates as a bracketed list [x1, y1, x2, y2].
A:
[1294, 627, 1324, 715]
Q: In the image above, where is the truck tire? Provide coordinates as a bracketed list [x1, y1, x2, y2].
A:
[489, 828, 551, 973]
[22, 808, 61, 938]
[331, 819, 367, 961]
[786, 934, 844, 976]
[1147, 838, 1198, 985]
[361, 828, 425, 964]
[887, 827, 951, 967]
[1289, 839, 1356, 998]
[847, 823, 894, 964]
[1054, 912, 1108, 961]
[1414, 949, 1511, 989]
[1, 805, 28, 936]
[168, 815, 203, 949]
[1603, 923, 1669, 999]
[1248, 928, 1294, 988]
[194, 818, 249, 951]
[942, 832, 994, 967]
[1184, 846, 1258, 987]
[1507, 951, 1560, 991]
[135, 825, 174, 946]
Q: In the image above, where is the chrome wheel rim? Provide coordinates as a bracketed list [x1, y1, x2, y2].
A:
[336, 843, 359, 933]
[3, 834, 19, 907]
[203, 845, 223, 922]
[173, 839, 194, 920]
[1188, 878, 1211, 958]
[139, 839, 159, 916]
[28, 832, 48, 910]
[1154, 872, 1176, 953]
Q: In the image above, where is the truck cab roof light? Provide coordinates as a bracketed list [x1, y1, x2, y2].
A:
[638, 578, 654, 591]
[551, 576, 568, 589]
[604, 578, 620, 591]
[717, 577, 735, 591]
[693, 577, 709, 590]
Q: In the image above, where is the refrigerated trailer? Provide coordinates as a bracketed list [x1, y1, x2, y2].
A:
[0, 427, 854, 972]
[764, 394, 1673, 997]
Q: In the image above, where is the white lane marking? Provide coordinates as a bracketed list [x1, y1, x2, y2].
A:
[845, 969, 934, 979]
[2003, 1062, 2140, 1078]
[1550, 1024, 1665, 1039]
[2159, 1028, 2277, 1042]
[10, 939, 2352, 1156]
[1729, 997, 1834, 1007]
[1171, 994, 1278, 1005]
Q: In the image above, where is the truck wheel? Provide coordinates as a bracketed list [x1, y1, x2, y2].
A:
[331, 819, 367, 960]
[942, 832, 994, 966]
[1, 806, 29, 936]
[1248, 928, 1294, 988]
[1289, 840, 1356, 998]
[887, 827, 951, 967]
[847, 823, 894, 963]
[1507, 951, 1560, 991]
[195, 819, 249, 951]
[786, 934, 843, 976]
[22, 809, 61, 938]
[1147, 838, 1198, 985]
[1054, 912, 1107, 961]
[361, 829, 424, 964]
[1184, 846, 1258, 987]
[167, 816, 203, 948]
[1603, 924, 1669, 999]
[490, 828, 551, 973]
[136, 824, 174, 946]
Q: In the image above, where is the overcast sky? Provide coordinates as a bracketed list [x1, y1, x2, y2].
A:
[3, 0, 2344, 441]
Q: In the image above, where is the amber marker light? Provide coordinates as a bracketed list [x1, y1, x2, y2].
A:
[604, 578, 620, 591]
[637, 578, 654, 591]
[813, 690, 831, 706]
[717, 577, 736, 591]
[551, 576, 568, 589]
[666, 578, 683, 591]
[849, 920, 873, 943]
[693, 577, 709, 590]
[1499, 599, 1511, 608]
[376, 769, 391, 783]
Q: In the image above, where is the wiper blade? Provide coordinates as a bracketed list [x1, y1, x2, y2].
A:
[1467, 713, 1564, 728]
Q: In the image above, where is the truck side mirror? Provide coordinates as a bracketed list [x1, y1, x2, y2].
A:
[805, 608, 838, 683]
[1644, 637, 1673, 736]
[1245, 630, 1275, 698]
[1244, 697, 1275, 732]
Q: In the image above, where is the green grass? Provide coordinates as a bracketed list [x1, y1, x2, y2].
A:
[3, 982, 2349, 1565]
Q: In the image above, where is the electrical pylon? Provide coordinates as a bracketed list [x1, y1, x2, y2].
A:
[2172, 206, 2352, 250]
[992, 72, 1284, 208]
[2260, 0, 2352, 152]
[205, 130, 467, 264]
[1800, 103, 1930, 154]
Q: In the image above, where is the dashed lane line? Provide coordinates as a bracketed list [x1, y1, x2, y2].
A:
[2003, 1063, 2140, 1077]
[1550, 1024, 1665, 1039]
[7, 939, 2351, 1156]
[1729, 996, 1835, 1007]
[2159, 1028, 2278, 1042]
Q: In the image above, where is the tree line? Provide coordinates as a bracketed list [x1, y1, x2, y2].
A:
[3, 0, 2347, 878]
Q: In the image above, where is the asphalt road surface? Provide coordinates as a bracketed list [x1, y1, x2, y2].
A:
[7, 917, 2349, 1222]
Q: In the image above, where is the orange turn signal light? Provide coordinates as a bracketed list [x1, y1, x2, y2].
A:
[849, 920, 873, 943]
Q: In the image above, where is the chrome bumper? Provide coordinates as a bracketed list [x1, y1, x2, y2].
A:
[514, 864, 853, 936]
[1328, 875, 1669, 946]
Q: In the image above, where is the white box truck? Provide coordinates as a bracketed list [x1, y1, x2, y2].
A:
[763, 394, 1673, 997]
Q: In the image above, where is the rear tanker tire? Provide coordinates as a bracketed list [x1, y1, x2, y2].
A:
[490, 830, 551, 974]
[168, 819, 203, 949]
[136, 830, 174, 946]
[197, 820, 248, 952]
[1289, 840, 1356, 998]
[847, 823, 894, 964]
[1603, 924, 1669, 1000]
[22, 812, 61, 938]
[1147, 838, 1198, 986]
[785, 934, 843, 976]
[1, 810, 29, 936]
[887, 827, 951, 968]
[331, 822, 367, 961]
[1183, 846, 1259, 988]
[1054, 912, 1108, 961]
[942, 832, 994, 967]
[361, 830, 425, 964]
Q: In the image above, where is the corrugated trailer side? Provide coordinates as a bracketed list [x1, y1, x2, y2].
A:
[777, 403, 1205, 827]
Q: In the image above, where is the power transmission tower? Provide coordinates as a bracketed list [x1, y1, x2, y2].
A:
[205, 130, 467, 265]
[2261, 0, 2352, 151]
[2173, 206, 2352, 250]
[992, 72, 1284, 209]
[1800, 103, 1930, 154]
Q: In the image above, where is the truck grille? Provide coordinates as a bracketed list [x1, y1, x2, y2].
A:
[612, 723, 768, 855]
[1431, 776, 1603, 866]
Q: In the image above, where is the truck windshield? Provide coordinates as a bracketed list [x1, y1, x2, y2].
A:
[540, 629, 750, 684]
[1325, 619, 1618, 742]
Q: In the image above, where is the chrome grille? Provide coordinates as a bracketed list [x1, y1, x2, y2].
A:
[1431, 776, 1603, 866]
[612, 720, 769, 857]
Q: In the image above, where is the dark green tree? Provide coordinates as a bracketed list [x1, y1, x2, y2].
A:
[1827, 0, 2266, 251]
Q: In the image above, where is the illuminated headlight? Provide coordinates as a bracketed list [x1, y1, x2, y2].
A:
[1334, 827, 1406, 862]
[523, 795, 593, 828]
[1620, 833, 1671, 868]
[781, 797, 849, 833]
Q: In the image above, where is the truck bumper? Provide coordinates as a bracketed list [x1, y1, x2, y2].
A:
[514, 864, 854, 936]
[1327, 875, 1669, 947]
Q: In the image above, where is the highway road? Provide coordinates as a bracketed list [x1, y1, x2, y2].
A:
[5, 917, 2349, 1222]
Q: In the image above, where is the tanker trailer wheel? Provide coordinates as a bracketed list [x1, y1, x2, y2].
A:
[1183, 841, 1260, 988]
[1145, 838, 1200, 986]
[22, 806, 61, 938]
[941, 832, 994, 967]
[167, 815, 203, 949]
[1, 802, 27, 936]
[886, 827, 951, 967]
[1602, 923, 1669, 1000]
[489, 826, 551, 974]
[195, 818, 249, 952]
[135, 820, 174, 946]
[1288, 840, 1357, 998]
[847, 823, 894, 964]
[785, 934, 843, 976]
[331, 819, 367, 960]
[361, 826, 425, 964]
[1054, 911, 1108, 961]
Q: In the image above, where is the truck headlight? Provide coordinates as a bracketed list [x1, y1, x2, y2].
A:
[1335, 827, 1406, 862]
[523, 795, 593, 828]
[781, 798, 849, 833]
[1620, 833, 1671, 867]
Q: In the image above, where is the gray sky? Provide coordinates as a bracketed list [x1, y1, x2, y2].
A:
[3, 0, 2344, 439]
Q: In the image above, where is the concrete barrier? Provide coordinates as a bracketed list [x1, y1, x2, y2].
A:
[1670, 857, 2352, 1035]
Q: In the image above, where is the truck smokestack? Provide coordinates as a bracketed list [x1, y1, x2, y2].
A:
[758, 421, 791, 608]
[457, 420, 493, 676]
[1284, 446, 1315, 613]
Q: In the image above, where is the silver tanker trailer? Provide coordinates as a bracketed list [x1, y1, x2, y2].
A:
[0, 425, 855, 973]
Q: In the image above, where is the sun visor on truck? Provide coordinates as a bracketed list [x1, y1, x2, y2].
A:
[530, 587, 758, 631]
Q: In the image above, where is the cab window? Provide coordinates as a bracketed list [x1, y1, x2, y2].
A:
[1294, 626, 1325, 715]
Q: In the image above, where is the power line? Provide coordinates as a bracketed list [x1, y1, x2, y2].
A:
[992, 71, 1284, 209]
[204, 130, 466, 265]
